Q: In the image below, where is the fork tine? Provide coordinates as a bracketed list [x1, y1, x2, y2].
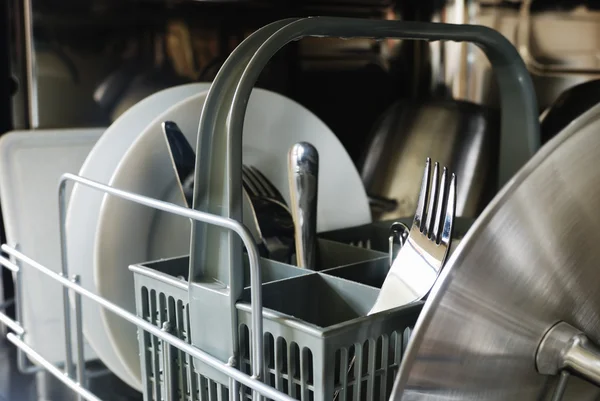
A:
[440, 173, 456, 246]
[425, 162, 439, 237]
[250, 166, 285, 202]
[244, 165, 268, 196]
[414, 158, 431, 231]
[242, 165, 260, 197]
[243, 165, 265, 195]
[432, 166, 448, 242]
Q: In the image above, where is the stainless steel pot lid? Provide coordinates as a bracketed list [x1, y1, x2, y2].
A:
[391, 102, 600, 401]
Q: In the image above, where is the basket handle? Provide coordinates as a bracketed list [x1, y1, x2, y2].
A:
[191, 17, 540, 288]
[186, 18, 300, 382]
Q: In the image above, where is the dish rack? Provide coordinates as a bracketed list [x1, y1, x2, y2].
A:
[0, 16, 539, 401]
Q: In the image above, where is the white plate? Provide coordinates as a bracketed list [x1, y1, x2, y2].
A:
[94, 88, 372, 385]
[0, 129, 103, 364]
[65, 83, 212, 391]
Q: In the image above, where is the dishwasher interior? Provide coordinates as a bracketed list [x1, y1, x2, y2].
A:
[2, 0, 600, 400]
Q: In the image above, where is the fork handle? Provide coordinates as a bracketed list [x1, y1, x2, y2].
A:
[288, 142, 319, 269]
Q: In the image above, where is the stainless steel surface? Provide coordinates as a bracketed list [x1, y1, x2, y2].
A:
[536, 321, 600, 389]
[287, 142, 319, 269]
[392, 102, 600, 401]
[242, 165, 295, 263]
[23, 0, 38, 128]
[457, 1, 600, 110]
[430, 0, 478, 102]
[536, 322, 583, 376]
[516, 0, 600, 76]
[515, 1, 600, 110]
[370, 158, 456, 315]
[388, 221, 409, 267]
[361, 99, 497, 220]
[561, 335, 600, 387]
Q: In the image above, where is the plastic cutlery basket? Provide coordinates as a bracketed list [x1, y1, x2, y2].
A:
[132, 239, 421, 401]
[131, 15, 539, 401]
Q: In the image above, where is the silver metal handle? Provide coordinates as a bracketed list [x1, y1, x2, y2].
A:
[288, 142, 319, 269]
[537, 322, 600, 389]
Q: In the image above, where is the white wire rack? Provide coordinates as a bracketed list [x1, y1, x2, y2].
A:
[0, 172, 294, 401]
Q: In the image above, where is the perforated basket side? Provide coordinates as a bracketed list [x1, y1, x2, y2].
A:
[236, 322, 413, 401]
[235, 274, 422, 401]
[132, 259, 229, 401]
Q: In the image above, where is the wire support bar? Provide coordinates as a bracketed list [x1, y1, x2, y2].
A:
[0, 246, 295, 401]
[57, 172, 265, 384]
[7, 333, 101, 401]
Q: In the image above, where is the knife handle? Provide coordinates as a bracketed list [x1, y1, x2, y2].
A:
[288, 142, 319, 269]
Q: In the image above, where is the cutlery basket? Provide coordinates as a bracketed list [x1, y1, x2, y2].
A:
[131, 238, 422, 401]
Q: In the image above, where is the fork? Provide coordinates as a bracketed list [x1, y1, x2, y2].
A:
[242, 165, 287, 204]
[241, 165, 295, 263]
[162, 121, 294, 262]
[369, 157, 456, 314]
[332, 158, 456, 401]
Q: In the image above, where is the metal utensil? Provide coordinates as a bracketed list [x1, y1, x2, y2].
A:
[287, 142, 319, 269]
[162, 121, 294, 262]
[241, 169, 295, 264]
[242, 165, 287, 205]
[370, 157, 456, 314]
[334, 159, 455, 401]
[391, 103, 600, 401]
